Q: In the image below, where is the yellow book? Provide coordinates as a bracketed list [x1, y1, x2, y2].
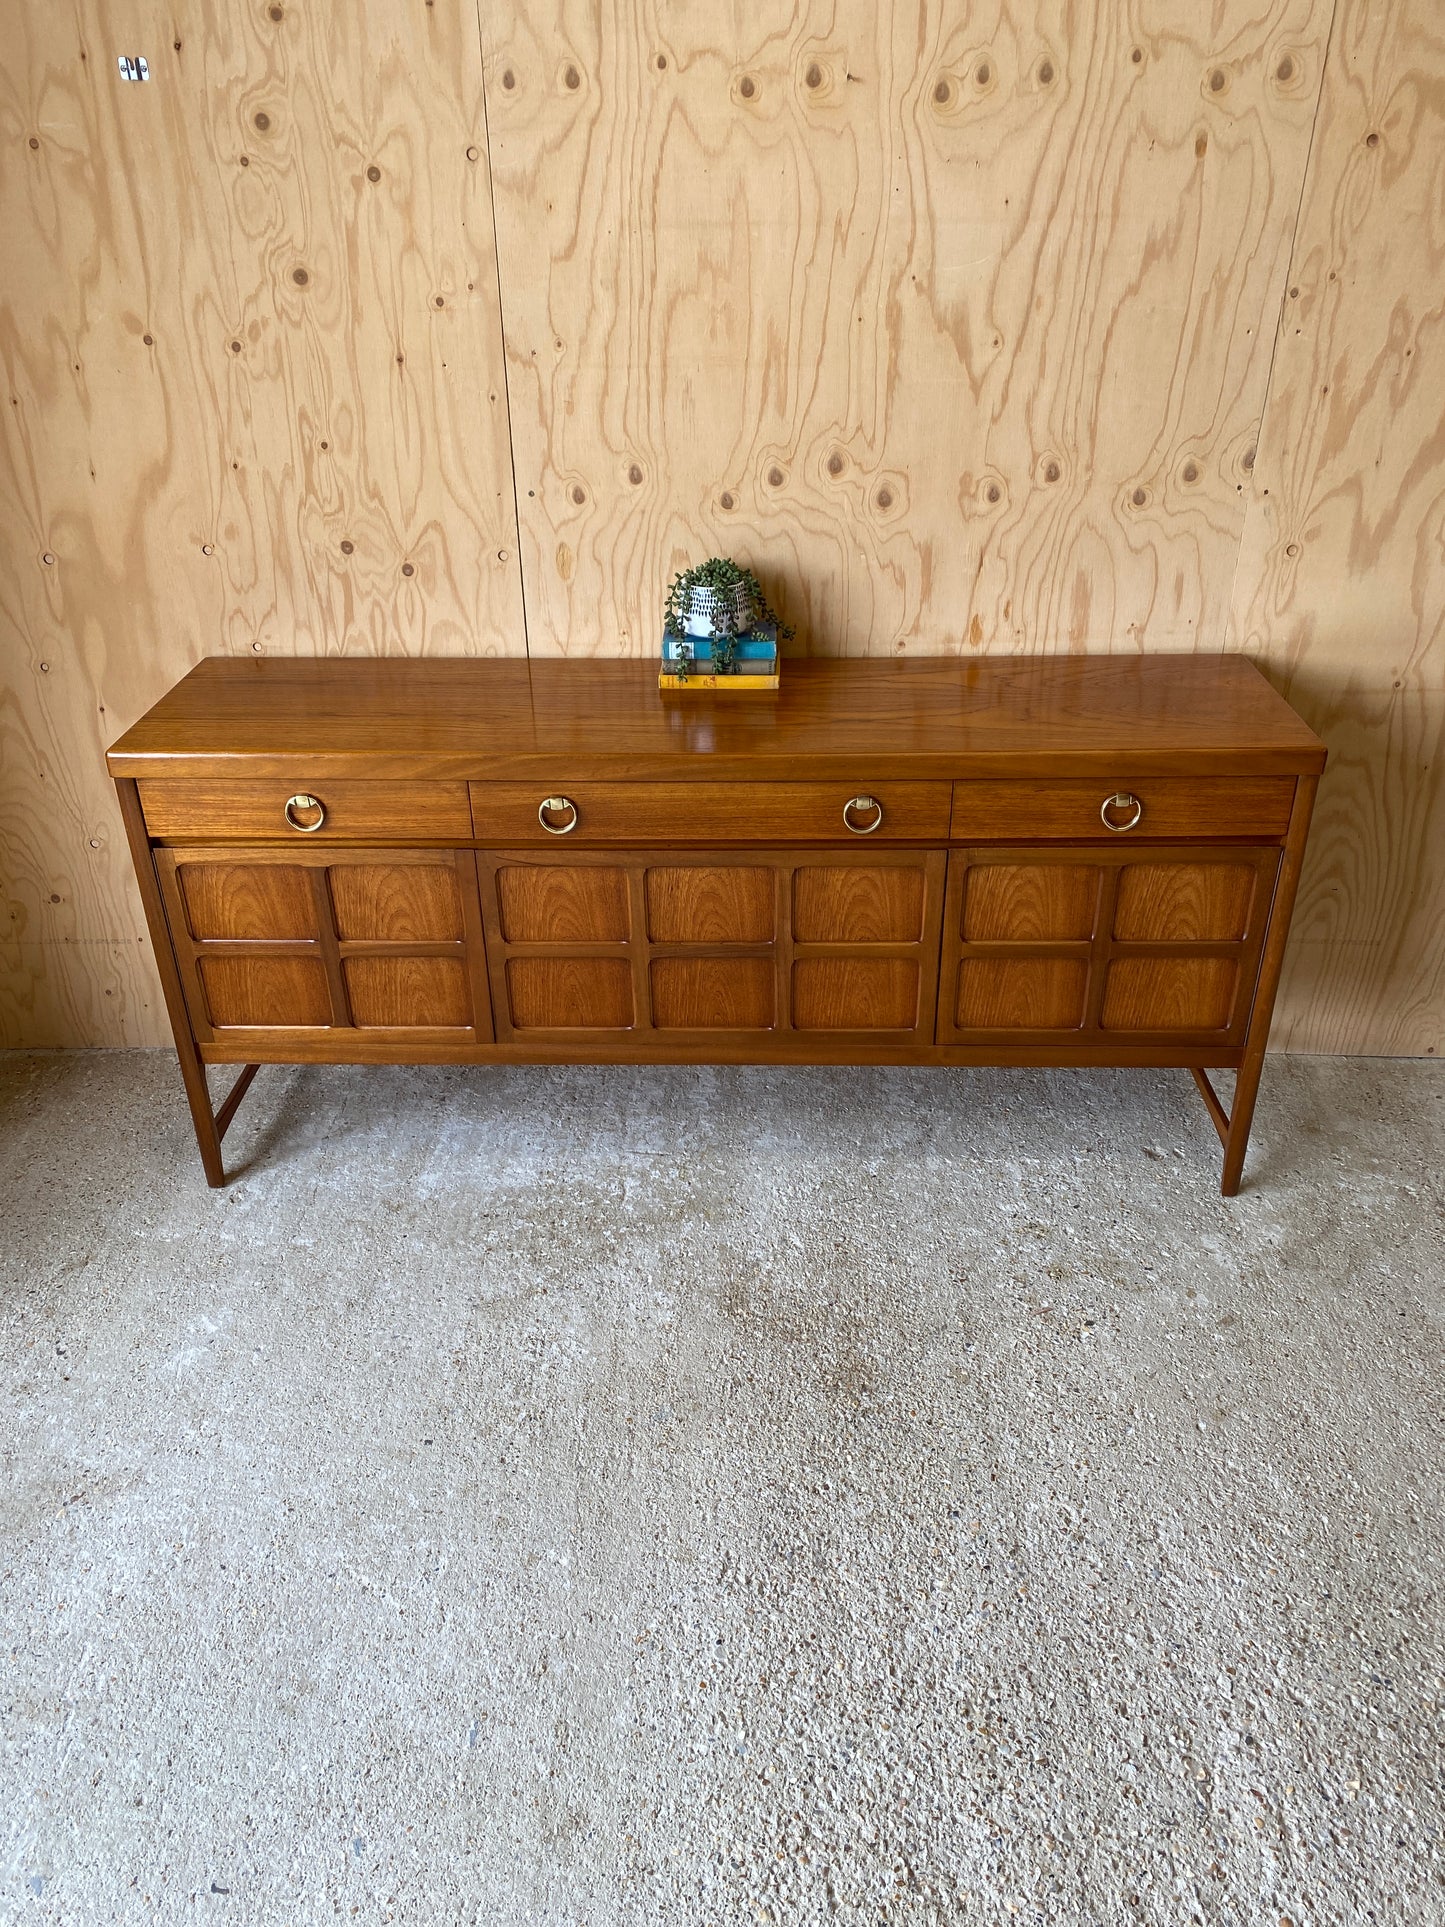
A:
[659, 672, 780, 692]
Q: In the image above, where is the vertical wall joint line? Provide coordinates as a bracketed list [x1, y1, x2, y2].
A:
[471, 0, 531, 659]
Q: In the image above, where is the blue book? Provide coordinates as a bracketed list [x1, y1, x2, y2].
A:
[662, 624, 778, 671]
[659, 622, 780, 691]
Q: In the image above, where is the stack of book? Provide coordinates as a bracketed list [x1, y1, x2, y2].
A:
[659, 623, 780, 692]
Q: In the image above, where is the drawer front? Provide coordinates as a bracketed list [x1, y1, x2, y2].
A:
[950, 777, 1295, 841]
[470, 781, 952, 844]
[139, 780, 473, 843]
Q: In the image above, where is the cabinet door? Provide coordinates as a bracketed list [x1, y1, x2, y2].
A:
[156, 848, 493, 1048]
[478, 848, 946, 1047]
[939, 846, 1279, 1048]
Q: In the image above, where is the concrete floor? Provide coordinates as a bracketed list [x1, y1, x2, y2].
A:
[0, 1050, 1442, 1926]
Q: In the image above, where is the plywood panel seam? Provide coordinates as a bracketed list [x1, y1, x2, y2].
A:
[471, 0, 531, 659]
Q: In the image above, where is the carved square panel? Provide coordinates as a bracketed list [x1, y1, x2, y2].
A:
[1101, 958, 1238, 1031]
[962, 865, 1099, 942]
[199, 955, 331, 1028]
[506, 957, 633, 1028]
[793, 958, 919, 1029]
[498, 866, 630, 943]
[793, 867, 925, 943]
[330, 864, 463, 942]
[1113, 863, 1257, 942]
[955, 956, 1088, 1030]
[344, 957, 471, 1028]
[645, 867, 774, 943]
[180, 864, 315, 941]
[650, 957, 774, 1029]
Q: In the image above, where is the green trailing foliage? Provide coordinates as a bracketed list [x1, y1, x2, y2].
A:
[662, 556, 795, 646]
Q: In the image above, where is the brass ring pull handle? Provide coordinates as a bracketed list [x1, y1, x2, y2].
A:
[284, 793, 326, 833]
[843, 794, 885, 835]
[538, 794, 579, 835]
[1100, 791, 1143, 832]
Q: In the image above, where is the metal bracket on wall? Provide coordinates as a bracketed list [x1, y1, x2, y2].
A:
[117, 56, 150, 81]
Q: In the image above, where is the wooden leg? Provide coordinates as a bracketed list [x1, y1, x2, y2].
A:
[1201, 773, 1319, 1196]
[173, 1058, 261, 1188]
[177, 1038, 227, 1186]
[1220, 1057, 1266, 1198]
[1189, 1064, 1262, 1198]
[115, 777, 259, 1186]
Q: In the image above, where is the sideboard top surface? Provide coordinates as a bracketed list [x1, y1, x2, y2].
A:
[107, 654, 1326, 781]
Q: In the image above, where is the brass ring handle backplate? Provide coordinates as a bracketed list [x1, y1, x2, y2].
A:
[284, 792, 326, 833]
[539, 794, 579, 835]
[1101, 791, 1143, 832]
[843, 793, 884, 835]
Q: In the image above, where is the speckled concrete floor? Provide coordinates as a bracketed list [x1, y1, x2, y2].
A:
[1, 1050, 1442, 1926]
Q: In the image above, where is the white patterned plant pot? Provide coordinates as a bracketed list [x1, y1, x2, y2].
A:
[680, 580, 761, 638]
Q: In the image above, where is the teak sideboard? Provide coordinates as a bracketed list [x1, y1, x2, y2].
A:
[107, 655, 1326, 1194]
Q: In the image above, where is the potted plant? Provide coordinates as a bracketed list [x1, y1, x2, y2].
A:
[663, 558, 794, 657]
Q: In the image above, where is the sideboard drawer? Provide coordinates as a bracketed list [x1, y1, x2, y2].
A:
[949, 777, 1296, 842]
[470, 781, 952, 844]
[138, 780, 473, 843]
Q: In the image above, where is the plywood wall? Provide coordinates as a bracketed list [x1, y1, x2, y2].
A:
[1229, 0, 1445, 1056]
[2, 0, 1441, 1055]
[0, 0, 523, 1046]
[484, 0, 1329, 656]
